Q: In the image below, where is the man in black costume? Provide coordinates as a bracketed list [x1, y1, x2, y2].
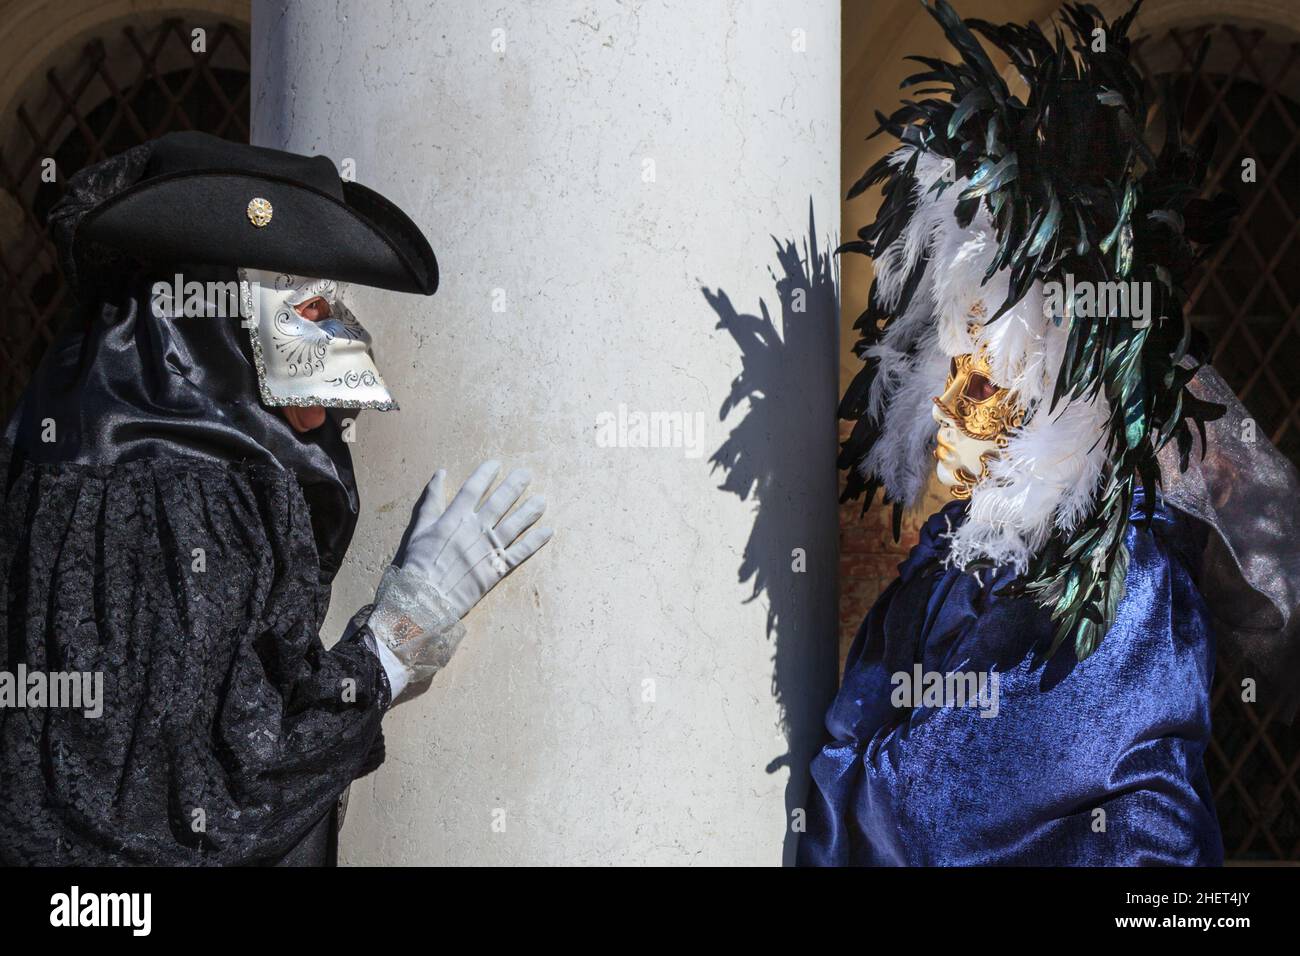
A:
[0, 132, 552, 865]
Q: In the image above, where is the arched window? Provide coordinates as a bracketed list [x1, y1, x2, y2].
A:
[0, 15, 250, 420]
[1135, 21, 1300, 862]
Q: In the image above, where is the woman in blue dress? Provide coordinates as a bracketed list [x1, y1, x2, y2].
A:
[800, 1, 1300, 866]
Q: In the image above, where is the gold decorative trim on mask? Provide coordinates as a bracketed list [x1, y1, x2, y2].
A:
[932, 348, 1024, 442]
[933, 447, 1001, 500]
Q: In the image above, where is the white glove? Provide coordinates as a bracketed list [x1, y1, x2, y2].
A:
[368, 461, 553, 700]
[395, 459, 553, 618]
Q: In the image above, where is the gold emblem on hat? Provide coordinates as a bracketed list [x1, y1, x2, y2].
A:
[246, 197, 273, 228]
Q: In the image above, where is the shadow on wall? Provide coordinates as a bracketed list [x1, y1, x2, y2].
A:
[703, 201, 840, 865]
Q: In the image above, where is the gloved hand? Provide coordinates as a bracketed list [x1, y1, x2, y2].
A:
[367, 461, 553, 701]
[394, 459, 553, 618]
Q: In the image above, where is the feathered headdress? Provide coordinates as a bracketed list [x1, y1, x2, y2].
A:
[839, 0, 1237, 659]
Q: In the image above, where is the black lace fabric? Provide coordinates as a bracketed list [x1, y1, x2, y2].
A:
[45, 141, 152, 298]
[0, 447, 388, 865]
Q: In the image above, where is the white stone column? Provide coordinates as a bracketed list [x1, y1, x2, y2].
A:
[252, 0, 840, 865]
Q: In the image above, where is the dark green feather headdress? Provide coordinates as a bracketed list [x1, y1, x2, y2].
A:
[839, 0, 1236, 659]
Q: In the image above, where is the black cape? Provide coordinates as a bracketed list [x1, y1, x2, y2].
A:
[0, 145, 389, 865]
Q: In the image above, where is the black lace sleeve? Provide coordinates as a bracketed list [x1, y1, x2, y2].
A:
[0, 452, 388, 865]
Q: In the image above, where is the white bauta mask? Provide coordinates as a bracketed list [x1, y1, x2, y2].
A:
[238, 267, 397, 411]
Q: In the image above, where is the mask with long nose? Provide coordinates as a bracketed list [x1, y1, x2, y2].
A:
[931, 348, 1024, 499]
[239, 268, 397, 432]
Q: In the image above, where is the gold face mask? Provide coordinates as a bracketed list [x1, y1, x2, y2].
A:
[931, 348, 1024, 499]
[934, 350, 1024, 441]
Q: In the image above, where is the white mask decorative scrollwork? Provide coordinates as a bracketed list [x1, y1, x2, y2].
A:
[238, 267, 397, 411]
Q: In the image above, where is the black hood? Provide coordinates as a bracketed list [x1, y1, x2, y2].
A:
[5, 263, 360, 578]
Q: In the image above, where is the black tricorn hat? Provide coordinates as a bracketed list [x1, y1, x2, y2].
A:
[75, 131, 437, 295]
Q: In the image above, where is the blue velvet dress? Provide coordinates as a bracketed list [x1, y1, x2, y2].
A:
[798, 496, 1222, 866]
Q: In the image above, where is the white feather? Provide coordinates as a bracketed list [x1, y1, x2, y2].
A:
[860, 146, 1110, 568]
[946, 393, 1111, 573]
[863, 336, 949, 507]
